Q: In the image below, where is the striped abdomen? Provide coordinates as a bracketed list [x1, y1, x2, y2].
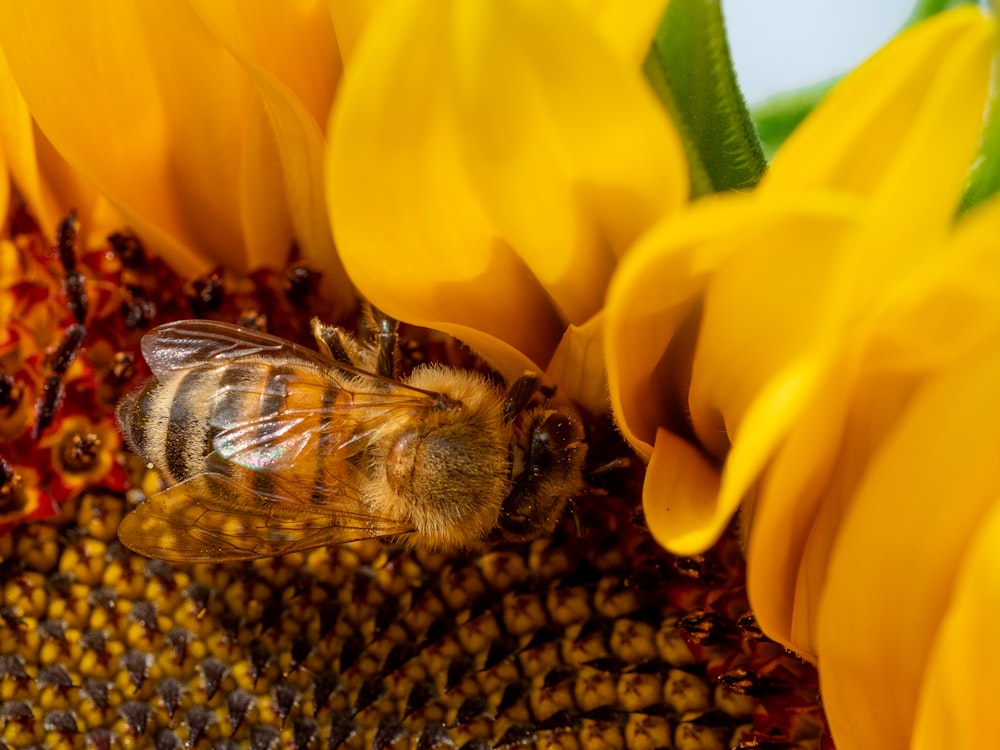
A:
[116, 360, 349, 487]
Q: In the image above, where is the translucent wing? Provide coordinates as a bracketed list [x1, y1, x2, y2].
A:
[200, 358, 440, 474]
[141, 319, 333, 377]
[118, 471, 414, 562]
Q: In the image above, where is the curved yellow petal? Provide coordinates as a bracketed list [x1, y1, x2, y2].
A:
[607, 193, 854, 556]
[643, 428, 722, 557]
[239, 94, 295, 272]
[0, 136, 8, 232]
[0, 45, 119, 246]
[545, 310, 609, 416]
[0, 2, 254, 271]
[570, 0, 669, 67]
[816, 347, 1000, 750]
[329, 0, 382, 63]
[743, 365, 849, 656]
[689, 196, 857, 451]
[911, 499, 1000, 750]
[604, 194, 755, 459]
[192, 0, 353, 310]
[747, 359, 925, 657]
[767, 7, 993, 218]
[866, 194, 1000, 373]
[0, 44, 39, 222]
[329, 0, 686, 374]
[191, 0, 339, 125]
[606, 189, 855, 465]
[745, 193, 1000, 728]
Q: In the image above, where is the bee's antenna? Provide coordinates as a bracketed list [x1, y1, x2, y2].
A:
[585, 456, 633, 480]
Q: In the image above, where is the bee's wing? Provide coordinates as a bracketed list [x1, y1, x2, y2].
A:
[141, 319, 332, 376]
[118, 471, 414, 562]
[204, 360, 438, 472]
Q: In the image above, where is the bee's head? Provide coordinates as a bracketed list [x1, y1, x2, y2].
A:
[498, 407, 586, 541]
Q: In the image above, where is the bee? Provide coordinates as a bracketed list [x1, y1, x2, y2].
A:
[116, 308, 586, 562]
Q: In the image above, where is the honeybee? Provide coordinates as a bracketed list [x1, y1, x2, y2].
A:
[116, 309, 586, 562]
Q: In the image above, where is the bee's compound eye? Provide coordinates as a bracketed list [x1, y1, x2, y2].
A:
[495, 408, 585, 542]
[534, 413, 578, 452]
[528, 411, 583, 475]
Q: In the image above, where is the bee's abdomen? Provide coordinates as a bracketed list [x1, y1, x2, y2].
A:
[118, 362, 317, 485]
[116, 378, 159, 461]
[118, 368, 225, 483]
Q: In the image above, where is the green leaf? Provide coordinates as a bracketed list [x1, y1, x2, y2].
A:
[751, 79, 835, 160]
[908, 0, 978, 24]
[644, 0, 767, 197]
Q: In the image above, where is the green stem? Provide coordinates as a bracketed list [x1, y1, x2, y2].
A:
[644, 0, 767, 196]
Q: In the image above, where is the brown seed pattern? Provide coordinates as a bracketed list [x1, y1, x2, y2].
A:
[0, 489, 825, 749]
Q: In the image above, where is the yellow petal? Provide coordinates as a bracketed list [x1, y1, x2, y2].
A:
[748, 195, 1000, 707]
[816, 347, 1000, 750]
[239, 95, 295, 272]
[606, 192, 855, 455]
[642, 428, 722, 556]
[765, 6, 993, 276]
[329, 0, 382, 63]
[0, 46, 119, 246]
[689, 195, 857, 453]
[570, 0, 670, 66]
[192, 0, 354, 310]
[605, 194, 753, 458]
[743, 365, 849, 657]
[911, 499, 1000, 750]
[191, 0, 339, 125]
[0, 2, 254, 271]
[608, 195, 854, 557]
[0, 44, 40, 222]
[545, 311, 609, 416]
[329, 0, 686, 372]
[866, 194, 1000, 373]
[0, 145, 7, 235]
[747, 361, 923, 657]
[708, 351, 831, 557]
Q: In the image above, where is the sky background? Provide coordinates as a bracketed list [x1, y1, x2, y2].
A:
[720, 0, 914, 104]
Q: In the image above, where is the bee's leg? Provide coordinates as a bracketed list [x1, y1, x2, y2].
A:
[311, 318, 371, 369]
[502, 372, 541, 423]
[363, 303, 399, 379]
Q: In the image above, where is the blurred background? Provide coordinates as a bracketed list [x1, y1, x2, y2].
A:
[721, 0, 913, 103]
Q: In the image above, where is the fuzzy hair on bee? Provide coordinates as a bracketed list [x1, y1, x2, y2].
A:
[116, 309, 587, 562]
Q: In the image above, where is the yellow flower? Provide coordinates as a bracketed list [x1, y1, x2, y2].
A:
[605, 7, 999, 748]
[0, 3, 833, 747]
[327, 0, 686, 411]
[0, 1, 353, 313]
